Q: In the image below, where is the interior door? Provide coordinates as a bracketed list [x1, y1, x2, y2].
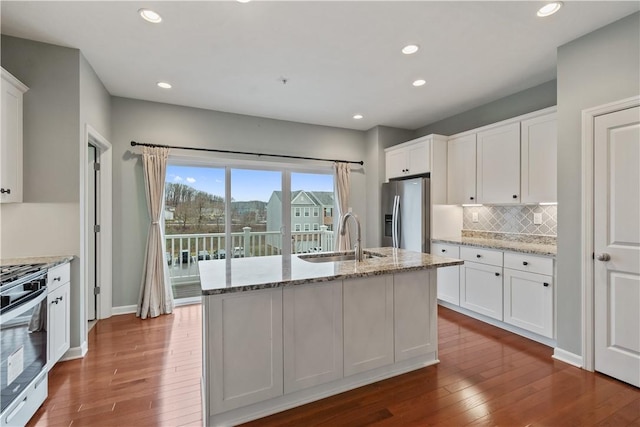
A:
[87, 144, 98, 321]
[594, 106, 640, 387]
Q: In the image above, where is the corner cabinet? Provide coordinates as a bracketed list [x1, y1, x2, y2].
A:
[521, 112, 557, 204]
[1, 68, 28, 203]
[47, 262, 71, 369]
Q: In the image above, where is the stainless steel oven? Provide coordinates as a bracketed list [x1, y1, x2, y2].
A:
[1, 265, 48, 427]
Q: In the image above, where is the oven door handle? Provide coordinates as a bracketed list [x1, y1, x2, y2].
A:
[5, 396, 28, 424]
[0, 288, 47, 324]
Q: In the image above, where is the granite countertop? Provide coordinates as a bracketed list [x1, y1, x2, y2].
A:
[431, 236, 556, 257]
[199, 247, 463, 295]
[1, 255, 74, 268]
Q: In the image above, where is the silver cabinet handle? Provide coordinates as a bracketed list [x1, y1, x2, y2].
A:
[596, 253, 611, 261]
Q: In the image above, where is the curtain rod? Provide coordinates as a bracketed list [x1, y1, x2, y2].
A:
[130, 141, 364, 166]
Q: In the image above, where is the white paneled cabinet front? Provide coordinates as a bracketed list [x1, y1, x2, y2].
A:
[521, 112, 557, 204]
[431, 243, 460, 305]
[208, 288, 283, 414]
[283, 281, 343, 393]
[1, 68, 28, 203]
[503, 269, 553, 338]
[47, 262, 71, 368]
[460, 261, 503, 321]
[447, 134, 477, 204]
[385, 139, 430, 180]
[343, 275, 394, 376]
[476, 122, 521, 204]
[394, 270, 437, 362]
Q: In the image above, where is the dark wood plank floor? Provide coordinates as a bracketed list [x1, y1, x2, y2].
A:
[29, 304, 639, 426]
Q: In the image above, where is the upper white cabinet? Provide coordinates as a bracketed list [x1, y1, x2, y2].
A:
[521, 112, 557, 204]
[476, 123, 521, 204]
[447, 134, 477, 204]
[1, 68, 28, 203]
[386, 139, 430, 180]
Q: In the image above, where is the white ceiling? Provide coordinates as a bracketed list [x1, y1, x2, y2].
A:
[1, 1, 638, 131]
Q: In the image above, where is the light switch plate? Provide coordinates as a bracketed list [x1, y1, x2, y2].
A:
[472, 212, 479, 223]
[534, 212, 543, 225]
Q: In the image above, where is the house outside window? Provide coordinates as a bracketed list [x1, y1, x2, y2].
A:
[313, 223, 319, 231]
[304, 207, 310, 217]
[313, 207, 319, 217]
[294, 223, 301, 231]
[294, 207, 301, 217]
[304, 223, 310, 231]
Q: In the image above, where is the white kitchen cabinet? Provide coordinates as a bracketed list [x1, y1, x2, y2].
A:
[1, 68, 28, 203]
[503, 269, 553, 338]
[447, 133, 477, 204]
[476, 122, 521, 204]
[431, 242, 460, 305]
[343, 275, 394, 376]
[459, 246, 504, 321]
[521, 112, 557, 204]
[207, 288, 283, 414]
[385, 138, 430, 180]
[47, 262, 70, 368]
[283, 281, 343, 393]
[394, 270, 437, 362]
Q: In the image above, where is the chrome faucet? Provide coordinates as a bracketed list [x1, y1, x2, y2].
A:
[340, 212, 363, 262]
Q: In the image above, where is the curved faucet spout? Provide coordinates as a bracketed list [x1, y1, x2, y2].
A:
[340, 212, 363, 262]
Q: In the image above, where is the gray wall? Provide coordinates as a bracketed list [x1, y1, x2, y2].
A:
[415, 80, 557, 137]
[556, 12, 640, 356]
[110, 97, 367, 308]
[1, 36, 111, 349]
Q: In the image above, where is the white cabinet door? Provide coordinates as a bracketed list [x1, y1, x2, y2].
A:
[208, 288, 283, 414]
[503, 269, 553, 338]
[394, 270, 437, 362]
[460, 261, 503, 320]
[283, 281, 343, 393]
[344, 275, 394, 376]
[447, 134, 477, 204]
[476, 123, 521, 204]
[385, 139, 430, 181]
[48, 282, 70, 367]
[521, 113, 557, 204]
[431, 243, 460, 305]
[1, 69, 27, 203]
[385, 148, 407, 180]
[406, 140, 430, 177]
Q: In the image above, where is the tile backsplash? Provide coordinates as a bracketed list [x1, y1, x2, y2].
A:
[463, 205, 557, 236]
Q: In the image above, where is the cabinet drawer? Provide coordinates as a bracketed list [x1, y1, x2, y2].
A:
[47, 262, 70, 290]
[431, 243, 460, 258]
[460, 246, 503, 267]
[504, 252, 553, 276]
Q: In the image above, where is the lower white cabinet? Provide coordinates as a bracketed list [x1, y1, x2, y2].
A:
[394, 270, 437, 362]
[460, 261, 503, 321]
[47, 262, 70, 368]
[283, 281, 343, 393]
[207, 288, 283, 413]
[431, 243, 460, 305]
[343, 275, 394, 376]
[503, 267, 554, 339]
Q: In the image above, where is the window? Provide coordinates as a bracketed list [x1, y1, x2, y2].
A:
[313, 223, 319, 231]
[324, 207, 333, 217]
[304, 207, 310, 217]
[294, 224, 301, 231]
[304, 223, 310, 231]
[313, 207, 319, 217]
[294, 207, 301, 217]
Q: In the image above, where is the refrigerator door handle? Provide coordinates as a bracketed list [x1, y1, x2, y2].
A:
[392, 195, 400, 248]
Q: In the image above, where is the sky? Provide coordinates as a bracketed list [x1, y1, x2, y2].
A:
[166, 165, 333, 202]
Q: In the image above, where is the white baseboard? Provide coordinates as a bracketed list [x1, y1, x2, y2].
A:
[552, 347, 584, 368]
[61, 340, 88, 361]
[111, 304, 137, 315]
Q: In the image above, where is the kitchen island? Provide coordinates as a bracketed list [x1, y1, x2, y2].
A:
[199, 247, 463, 427]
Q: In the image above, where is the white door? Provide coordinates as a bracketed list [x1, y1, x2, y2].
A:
[594, 106, 640, 387]
[87, 144, 98, 321]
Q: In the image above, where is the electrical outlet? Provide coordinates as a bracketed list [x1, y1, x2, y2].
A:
[534, 212, 543, 225]
[472, 212, 479, 223]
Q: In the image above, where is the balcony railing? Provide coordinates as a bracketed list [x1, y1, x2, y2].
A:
[166, 226, 335, 286]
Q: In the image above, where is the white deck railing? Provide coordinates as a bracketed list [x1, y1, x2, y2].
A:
[166, 226, 335, 284]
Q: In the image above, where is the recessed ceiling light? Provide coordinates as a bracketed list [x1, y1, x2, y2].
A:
[139, 8, 162, 23]
[537, 2, 563, 17]
[157, 82, 172, 89]
[237, 0, 251, 3]
[412, 79, 427, 87]
[353, 114, 364, 120]
[402, 44, 420, 55]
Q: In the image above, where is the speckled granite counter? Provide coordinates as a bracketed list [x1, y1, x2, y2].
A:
[199, 247, 463, 295]
[0, 255, 74, 268]
[431, 236, 556, 257]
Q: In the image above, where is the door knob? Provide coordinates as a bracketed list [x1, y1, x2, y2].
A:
[596, 253, 611, 262]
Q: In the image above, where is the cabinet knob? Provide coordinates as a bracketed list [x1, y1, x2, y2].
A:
[476, 254, 482, 258]
[0, 188, 10, 194]
[522, 261, 528, 266]
[441, 249, 446, 253]
[512, 194, 518, 199]
[469, 196, 475, 201]
[54, 277, 61, 282]
[495, 272, 500, 277]
[543, 282, 550, 287]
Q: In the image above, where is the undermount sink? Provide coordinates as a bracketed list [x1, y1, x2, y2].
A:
[299, 251, 386, 263]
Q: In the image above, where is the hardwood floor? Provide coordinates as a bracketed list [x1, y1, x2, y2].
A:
[29, 304, 639, 426]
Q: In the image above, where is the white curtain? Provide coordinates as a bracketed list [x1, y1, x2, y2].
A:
[334, 162, 352, 251]
[137, 146, 174, 319]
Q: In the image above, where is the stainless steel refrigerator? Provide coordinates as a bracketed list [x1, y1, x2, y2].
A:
[381, 177, 430, 253]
